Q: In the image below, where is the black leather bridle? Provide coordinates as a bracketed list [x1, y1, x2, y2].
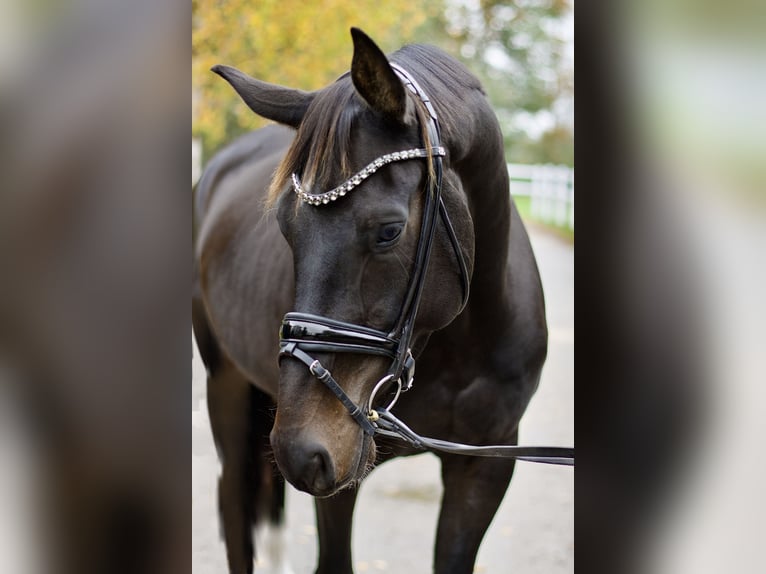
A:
[279, 64, 574, 466]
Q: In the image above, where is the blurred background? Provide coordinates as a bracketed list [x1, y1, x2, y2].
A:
[0, 0, 764, 572]
[1, 2, 190, 573]
[576, 2, 766, 573]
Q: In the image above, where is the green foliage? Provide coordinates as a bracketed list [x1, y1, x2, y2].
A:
[506, 124, 574, 165]
[435, 0, 574, 166]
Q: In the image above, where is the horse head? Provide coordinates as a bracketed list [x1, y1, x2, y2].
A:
[213, 28, 474, 497]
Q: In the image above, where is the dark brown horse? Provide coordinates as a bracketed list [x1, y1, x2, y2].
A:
[193, 28, 547, 574]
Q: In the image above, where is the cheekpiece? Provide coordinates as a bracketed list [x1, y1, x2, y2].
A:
[292, 146, 446, 206]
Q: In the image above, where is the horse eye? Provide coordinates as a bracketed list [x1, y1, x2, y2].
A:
[377, 223, 404, 245]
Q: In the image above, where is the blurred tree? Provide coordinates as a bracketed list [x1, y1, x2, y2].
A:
[192, 0, 439, 157]
[433, 0, 574, 165]
[192, 0, 573, 166]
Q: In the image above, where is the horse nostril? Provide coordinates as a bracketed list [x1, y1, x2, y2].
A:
[274, 436, 337, 495]
[303, 443, 334, 493]
[309, 452, 324, 482]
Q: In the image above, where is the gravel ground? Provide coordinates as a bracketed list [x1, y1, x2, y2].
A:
[192, 227, 574, 574]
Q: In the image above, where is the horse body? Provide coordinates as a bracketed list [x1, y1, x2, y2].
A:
[196, 125, 295, 394]
[194, 29, 546, 574]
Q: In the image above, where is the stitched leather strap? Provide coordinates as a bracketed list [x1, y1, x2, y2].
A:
[373, 409, 574, 466]
[280, 343, 376, 436]
[280, 344, 573, 465]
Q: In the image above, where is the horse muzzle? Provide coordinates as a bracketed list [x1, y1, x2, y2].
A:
[270, 423, 374, 497]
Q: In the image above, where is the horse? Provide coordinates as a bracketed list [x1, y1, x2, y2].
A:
[193, 28, 548, 574]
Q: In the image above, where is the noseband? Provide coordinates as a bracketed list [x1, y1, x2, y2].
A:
[279, 64, 574, 466]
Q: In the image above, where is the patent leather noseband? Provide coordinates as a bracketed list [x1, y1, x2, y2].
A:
[278, 64, 574, 466]
[279, 312, 415, 437]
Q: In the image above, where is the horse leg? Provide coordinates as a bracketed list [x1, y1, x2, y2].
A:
[314, 488, 359, 574]
[254, 475, 293, 574]
[206, 362, 258, 574]
[434, 441, 518, 574]
[252, 394, 294, 574]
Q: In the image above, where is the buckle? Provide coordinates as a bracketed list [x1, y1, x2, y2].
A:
[401, 350, 415, 392]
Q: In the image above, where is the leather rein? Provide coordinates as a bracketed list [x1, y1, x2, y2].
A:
[279, 64, 574, 467]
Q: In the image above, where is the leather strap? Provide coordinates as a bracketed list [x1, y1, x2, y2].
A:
[373, 409, 574, 466]
[280, 342, 376, 436]
[280, 343, 574, 465]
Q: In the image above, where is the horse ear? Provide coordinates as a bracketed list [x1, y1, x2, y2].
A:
[211, 65, 315, 128]
[350, 28, 406, 122]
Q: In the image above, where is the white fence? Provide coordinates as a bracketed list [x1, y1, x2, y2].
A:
[508, 163, 574, 230]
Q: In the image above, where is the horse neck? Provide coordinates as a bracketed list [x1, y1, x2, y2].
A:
[452, 125, 512, 306]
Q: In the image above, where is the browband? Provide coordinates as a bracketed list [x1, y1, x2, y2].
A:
[292, 147, 446, 206]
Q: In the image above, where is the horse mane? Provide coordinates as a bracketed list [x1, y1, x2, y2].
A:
[390, 44, 485, 143]
[266, 43, 484, 208]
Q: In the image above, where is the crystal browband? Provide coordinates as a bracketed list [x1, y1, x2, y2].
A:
[292, 146, 446, 206]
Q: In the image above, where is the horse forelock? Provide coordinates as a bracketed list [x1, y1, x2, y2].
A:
[267, 80, 360, 208]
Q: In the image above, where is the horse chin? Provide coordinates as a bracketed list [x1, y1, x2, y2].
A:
[350, 432, 378, 485]
[310, 480, 352, 499]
